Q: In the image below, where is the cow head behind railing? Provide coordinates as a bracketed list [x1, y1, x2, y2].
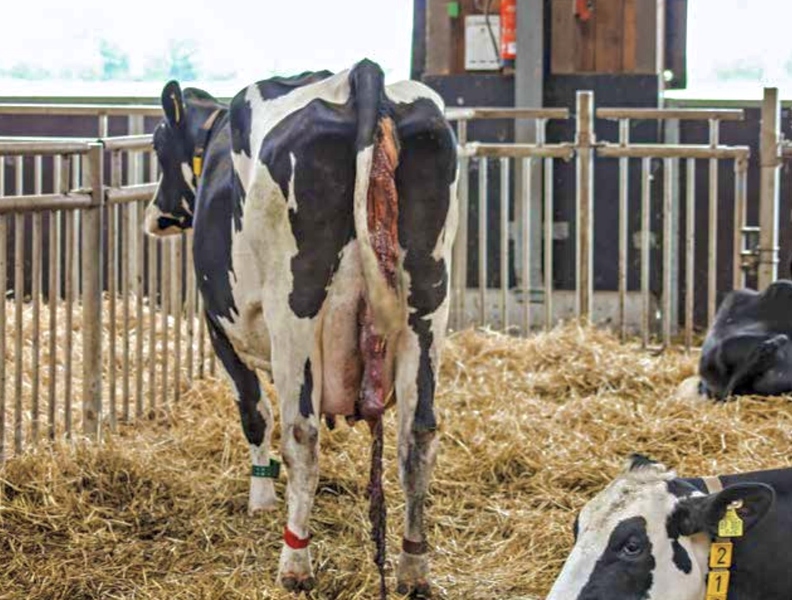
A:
[145, 80, 225, 236]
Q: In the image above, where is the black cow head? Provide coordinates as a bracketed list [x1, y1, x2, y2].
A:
[145, 80, 222, 236]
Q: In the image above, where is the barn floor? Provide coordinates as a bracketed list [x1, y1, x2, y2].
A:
[2, 324, 792, 599]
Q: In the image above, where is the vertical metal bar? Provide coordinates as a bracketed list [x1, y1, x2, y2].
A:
[707, 118, 719, 327]
[173, 236, 183, 403]
[148, 150, 158, 412]
[185, 231, 195, 383]
[0, 164, 6, 459]
[197, 294, 206, 379]
[733, 156, 748, 291]
[58, 156, 69, 298]
[758, 87, 780, 290]
[64, 205, 74, 438]
[662, 158, 673, 347]
[148, 237, 157, 414]
[128, 119, 144, 319]
[121, 200, 131, 422]
[618, 119, 630, 341]
[71, 155, 81, 298]
[478, 157, 488, 326]
[575, 91, 595, 320]
[98, 114, 109, 138]
[48, 156, 63, 440]
[135, 200, 145, 418]
[13, 156, 24, 454]
[108, 151, 120, 430]
[452, 119, 469, 331]
[31, 156, 43, 443]
[521, 157, 532, 334]
[685, 158, 696, 352]
[543, 157, 554, 331]
[499, 157, 510, 331]
[161, 239, 171, 408]
[82, 144, 103, 439]
[641, 157, 651, 348]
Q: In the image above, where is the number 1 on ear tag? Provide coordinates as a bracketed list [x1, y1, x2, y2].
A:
[718, 506, 744, 538]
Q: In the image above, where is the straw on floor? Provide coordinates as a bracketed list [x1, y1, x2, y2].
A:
[1, 321, 791, 599]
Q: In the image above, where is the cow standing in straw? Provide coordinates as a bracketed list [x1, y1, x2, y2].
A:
[144, 60, 458, 597]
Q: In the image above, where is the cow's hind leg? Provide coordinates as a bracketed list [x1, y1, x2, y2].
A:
[207, 315, 277, 513]
[272, 331, 321, 592]
[395, 326, 441, 599]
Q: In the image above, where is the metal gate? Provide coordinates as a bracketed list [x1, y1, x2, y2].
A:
[447, 87, 783, 350]
[0, 88, 785, 459]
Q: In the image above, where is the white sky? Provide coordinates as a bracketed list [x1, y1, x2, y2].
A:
[1, 1, 792, 99]
[0, 0, 414, 96]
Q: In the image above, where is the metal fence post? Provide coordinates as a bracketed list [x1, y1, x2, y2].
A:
[575, 91, 595, 320]
[758, 87, 780, 290]
[451, 119, 469, 330]
[82, 143, 103, 439]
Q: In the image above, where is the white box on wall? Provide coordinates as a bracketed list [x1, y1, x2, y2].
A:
[464, 15, 501, 71]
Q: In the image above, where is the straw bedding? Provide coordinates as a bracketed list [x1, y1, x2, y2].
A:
[2, 315, 792, 599]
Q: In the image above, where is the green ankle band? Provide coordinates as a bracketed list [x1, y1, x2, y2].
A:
[252, 459, 281, 479]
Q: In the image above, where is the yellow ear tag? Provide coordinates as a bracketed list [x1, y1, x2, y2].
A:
[709, 541, 734, 569]
[718, 505, 744, 538]
[706, 570, 731, 598]
[192, 156, 203, 178]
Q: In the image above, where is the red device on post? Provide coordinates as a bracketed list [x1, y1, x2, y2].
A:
[500, 0, 517, 68]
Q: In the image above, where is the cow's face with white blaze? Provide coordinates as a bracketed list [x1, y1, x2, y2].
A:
[146, 80, 207, 236]
[548, 455, 775, 600]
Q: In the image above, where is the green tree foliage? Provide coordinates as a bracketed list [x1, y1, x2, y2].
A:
[99, 40, 130, 81]
[714, 59, 764, 82]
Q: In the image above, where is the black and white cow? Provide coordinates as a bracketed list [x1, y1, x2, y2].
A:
[144, 60, 458, 596]
[695, 280, 792, 400]
[547, 455, 792, 600]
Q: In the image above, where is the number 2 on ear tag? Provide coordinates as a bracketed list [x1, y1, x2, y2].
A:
[718, 506, 744, 538]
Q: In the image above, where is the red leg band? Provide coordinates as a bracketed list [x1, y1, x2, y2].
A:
[284, 526, 311, 550]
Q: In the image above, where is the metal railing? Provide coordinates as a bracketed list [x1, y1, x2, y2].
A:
[446, 89, 775, 352]
[0, 87, 784, 458]
[0, 132, 215, 460]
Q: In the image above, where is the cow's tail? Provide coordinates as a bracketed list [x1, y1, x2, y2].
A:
[351, 59, 403, 339]
[350, 59, 399, 600]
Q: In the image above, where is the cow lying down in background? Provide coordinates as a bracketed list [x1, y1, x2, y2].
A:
[547, 455, 792, 600]
[683, 280, 792, 401]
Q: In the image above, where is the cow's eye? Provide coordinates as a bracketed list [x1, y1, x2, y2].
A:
[620, 537, 644, 558]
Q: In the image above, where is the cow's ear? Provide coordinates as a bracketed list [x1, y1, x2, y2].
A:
[161, 80, 185, 129]
[674, 483, 775, 537]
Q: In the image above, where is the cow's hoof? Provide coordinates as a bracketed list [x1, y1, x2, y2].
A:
[281, 574, 316, 593]
[278, 546, 314, 594]
[397, 552, 431, 598]
[248, 477, 277, 514]
[396, 580, 432, 598]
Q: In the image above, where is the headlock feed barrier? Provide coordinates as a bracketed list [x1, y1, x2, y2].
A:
[0, 87, 785, 458]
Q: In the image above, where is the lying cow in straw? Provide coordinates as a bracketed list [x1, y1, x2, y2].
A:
[547, 455, 791, 600]
[685, 280, 792, 401]
[144, 60, 458, 597]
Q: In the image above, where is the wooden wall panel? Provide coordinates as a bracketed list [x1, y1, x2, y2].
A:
[594, 0, 624, 72]
[634, 0, 660, 73]
[551, 0, 663, 75]
[551, 0, 577, 73]
[425, 0, 454, 75]
[623, 0, 637, 71]
[575, 6, 597, 71]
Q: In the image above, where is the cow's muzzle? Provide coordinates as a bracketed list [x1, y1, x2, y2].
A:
[144, 203, 188, 237]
